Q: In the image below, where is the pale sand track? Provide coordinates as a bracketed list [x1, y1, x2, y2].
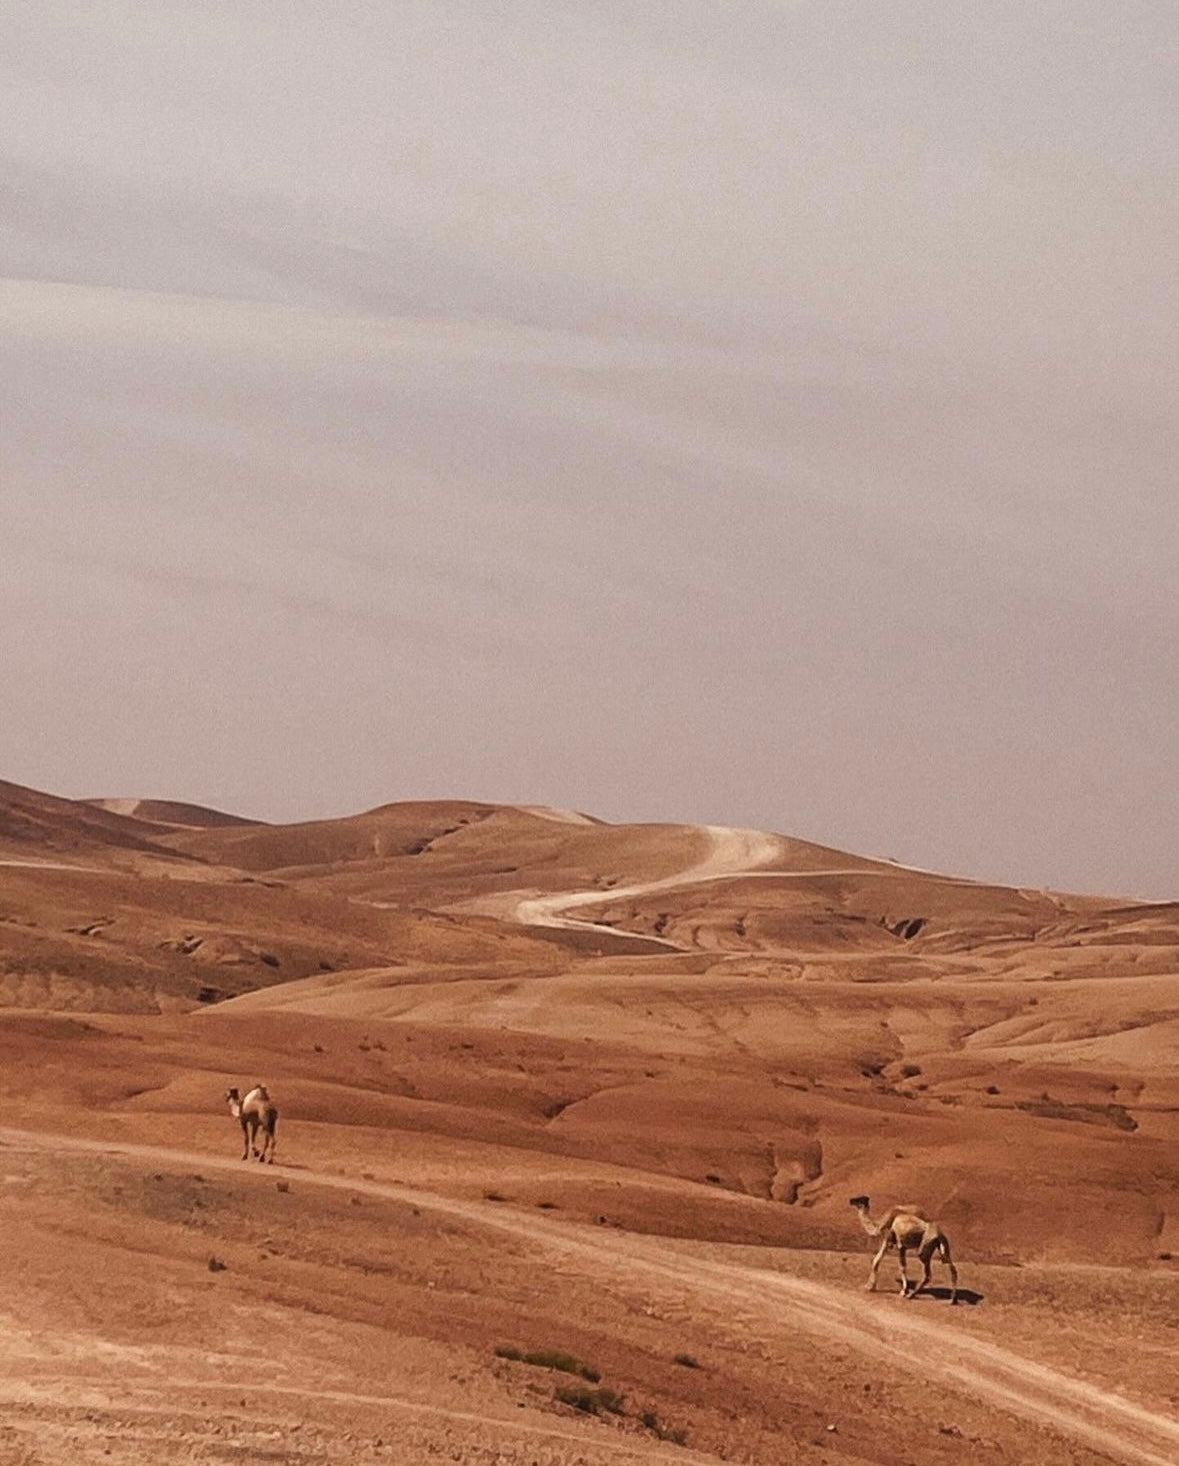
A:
[510, 824, 976, 948]
[0, 859, 103, 872]
[512, 826, 787, 938]
[515, 805, 599, 826]
[3, 1126, 1177, 1466]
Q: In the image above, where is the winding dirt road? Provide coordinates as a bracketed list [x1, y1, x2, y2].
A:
[3, 1125, 1176, 1466]
[512, 826, 787, 945]
[509, 824, 974, 948]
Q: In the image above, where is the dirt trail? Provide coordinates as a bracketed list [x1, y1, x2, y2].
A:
[654, 1253, 1179, 1466]
[514, 805, 599, 827]
[511, 825, 980, 945]
[0, 858, 103, 872]
[3, 1125, 1177, 1466]
[445, 823, 975, 949]
[512, 827, 787, 945]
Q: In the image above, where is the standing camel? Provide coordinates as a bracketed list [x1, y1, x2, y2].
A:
[225, 1084, 278, 1163]
[850, 1195, 958, 1303]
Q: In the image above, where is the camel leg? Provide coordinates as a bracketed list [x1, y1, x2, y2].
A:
[239, 1119, 250, 1161]
[865, 1236, 890, 1292]
[897, 1246, 913, 1297]
[910, 1244, 934, 1300]
[943, 1242, 959, 1304]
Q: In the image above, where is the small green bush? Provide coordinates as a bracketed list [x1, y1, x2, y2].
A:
[641, 1409, 688, 1445]
[555, 1384, 625, 1416]
[494, 1346, 600, 1382]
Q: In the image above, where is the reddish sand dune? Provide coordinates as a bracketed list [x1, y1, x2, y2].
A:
[0, 779, 1176, 1463]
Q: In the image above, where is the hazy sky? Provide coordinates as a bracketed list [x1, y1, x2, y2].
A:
[2, 2, 1176, 897]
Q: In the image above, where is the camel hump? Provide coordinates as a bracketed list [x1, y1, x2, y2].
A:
[892, 1205, 931, 1227]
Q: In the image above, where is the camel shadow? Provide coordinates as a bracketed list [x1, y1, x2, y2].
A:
[919, 1286, 984, 1306]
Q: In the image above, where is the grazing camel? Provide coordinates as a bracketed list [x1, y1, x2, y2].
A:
[225, 1084, 278, 1163]
[850, 1195, 958, 1304]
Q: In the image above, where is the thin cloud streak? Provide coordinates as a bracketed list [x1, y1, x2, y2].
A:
[1, 3, 1176, 898]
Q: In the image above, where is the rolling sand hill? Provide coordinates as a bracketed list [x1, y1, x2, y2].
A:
[0, 779, 1176, 1465]
[85, 797, 262, 830]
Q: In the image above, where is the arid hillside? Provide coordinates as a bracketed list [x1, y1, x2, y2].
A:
[85, 797, 260, 829]
[1, 778, 1176, 1465]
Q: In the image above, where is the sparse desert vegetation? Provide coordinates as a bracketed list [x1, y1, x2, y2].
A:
[0, 782, 1177, 1464]
[554, 1384, 626, 1417]
[495, 1346, 602, 1382]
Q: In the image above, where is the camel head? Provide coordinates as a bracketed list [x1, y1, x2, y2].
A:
[225, 1087, 241, 1102]
[849, 1195, 888, 1238]
[849, 1196, 876, 1231]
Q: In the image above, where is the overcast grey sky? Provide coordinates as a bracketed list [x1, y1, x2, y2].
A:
[2, 2, 1176, 896]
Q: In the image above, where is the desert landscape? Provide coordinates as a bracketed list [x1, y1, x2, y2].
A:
[1, 777, 1176, 1465]
[7, 2, 1177, 1462]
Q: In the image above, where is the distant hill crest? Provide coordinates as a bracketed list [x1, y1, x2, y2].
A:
[85, 797, 260, 829]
